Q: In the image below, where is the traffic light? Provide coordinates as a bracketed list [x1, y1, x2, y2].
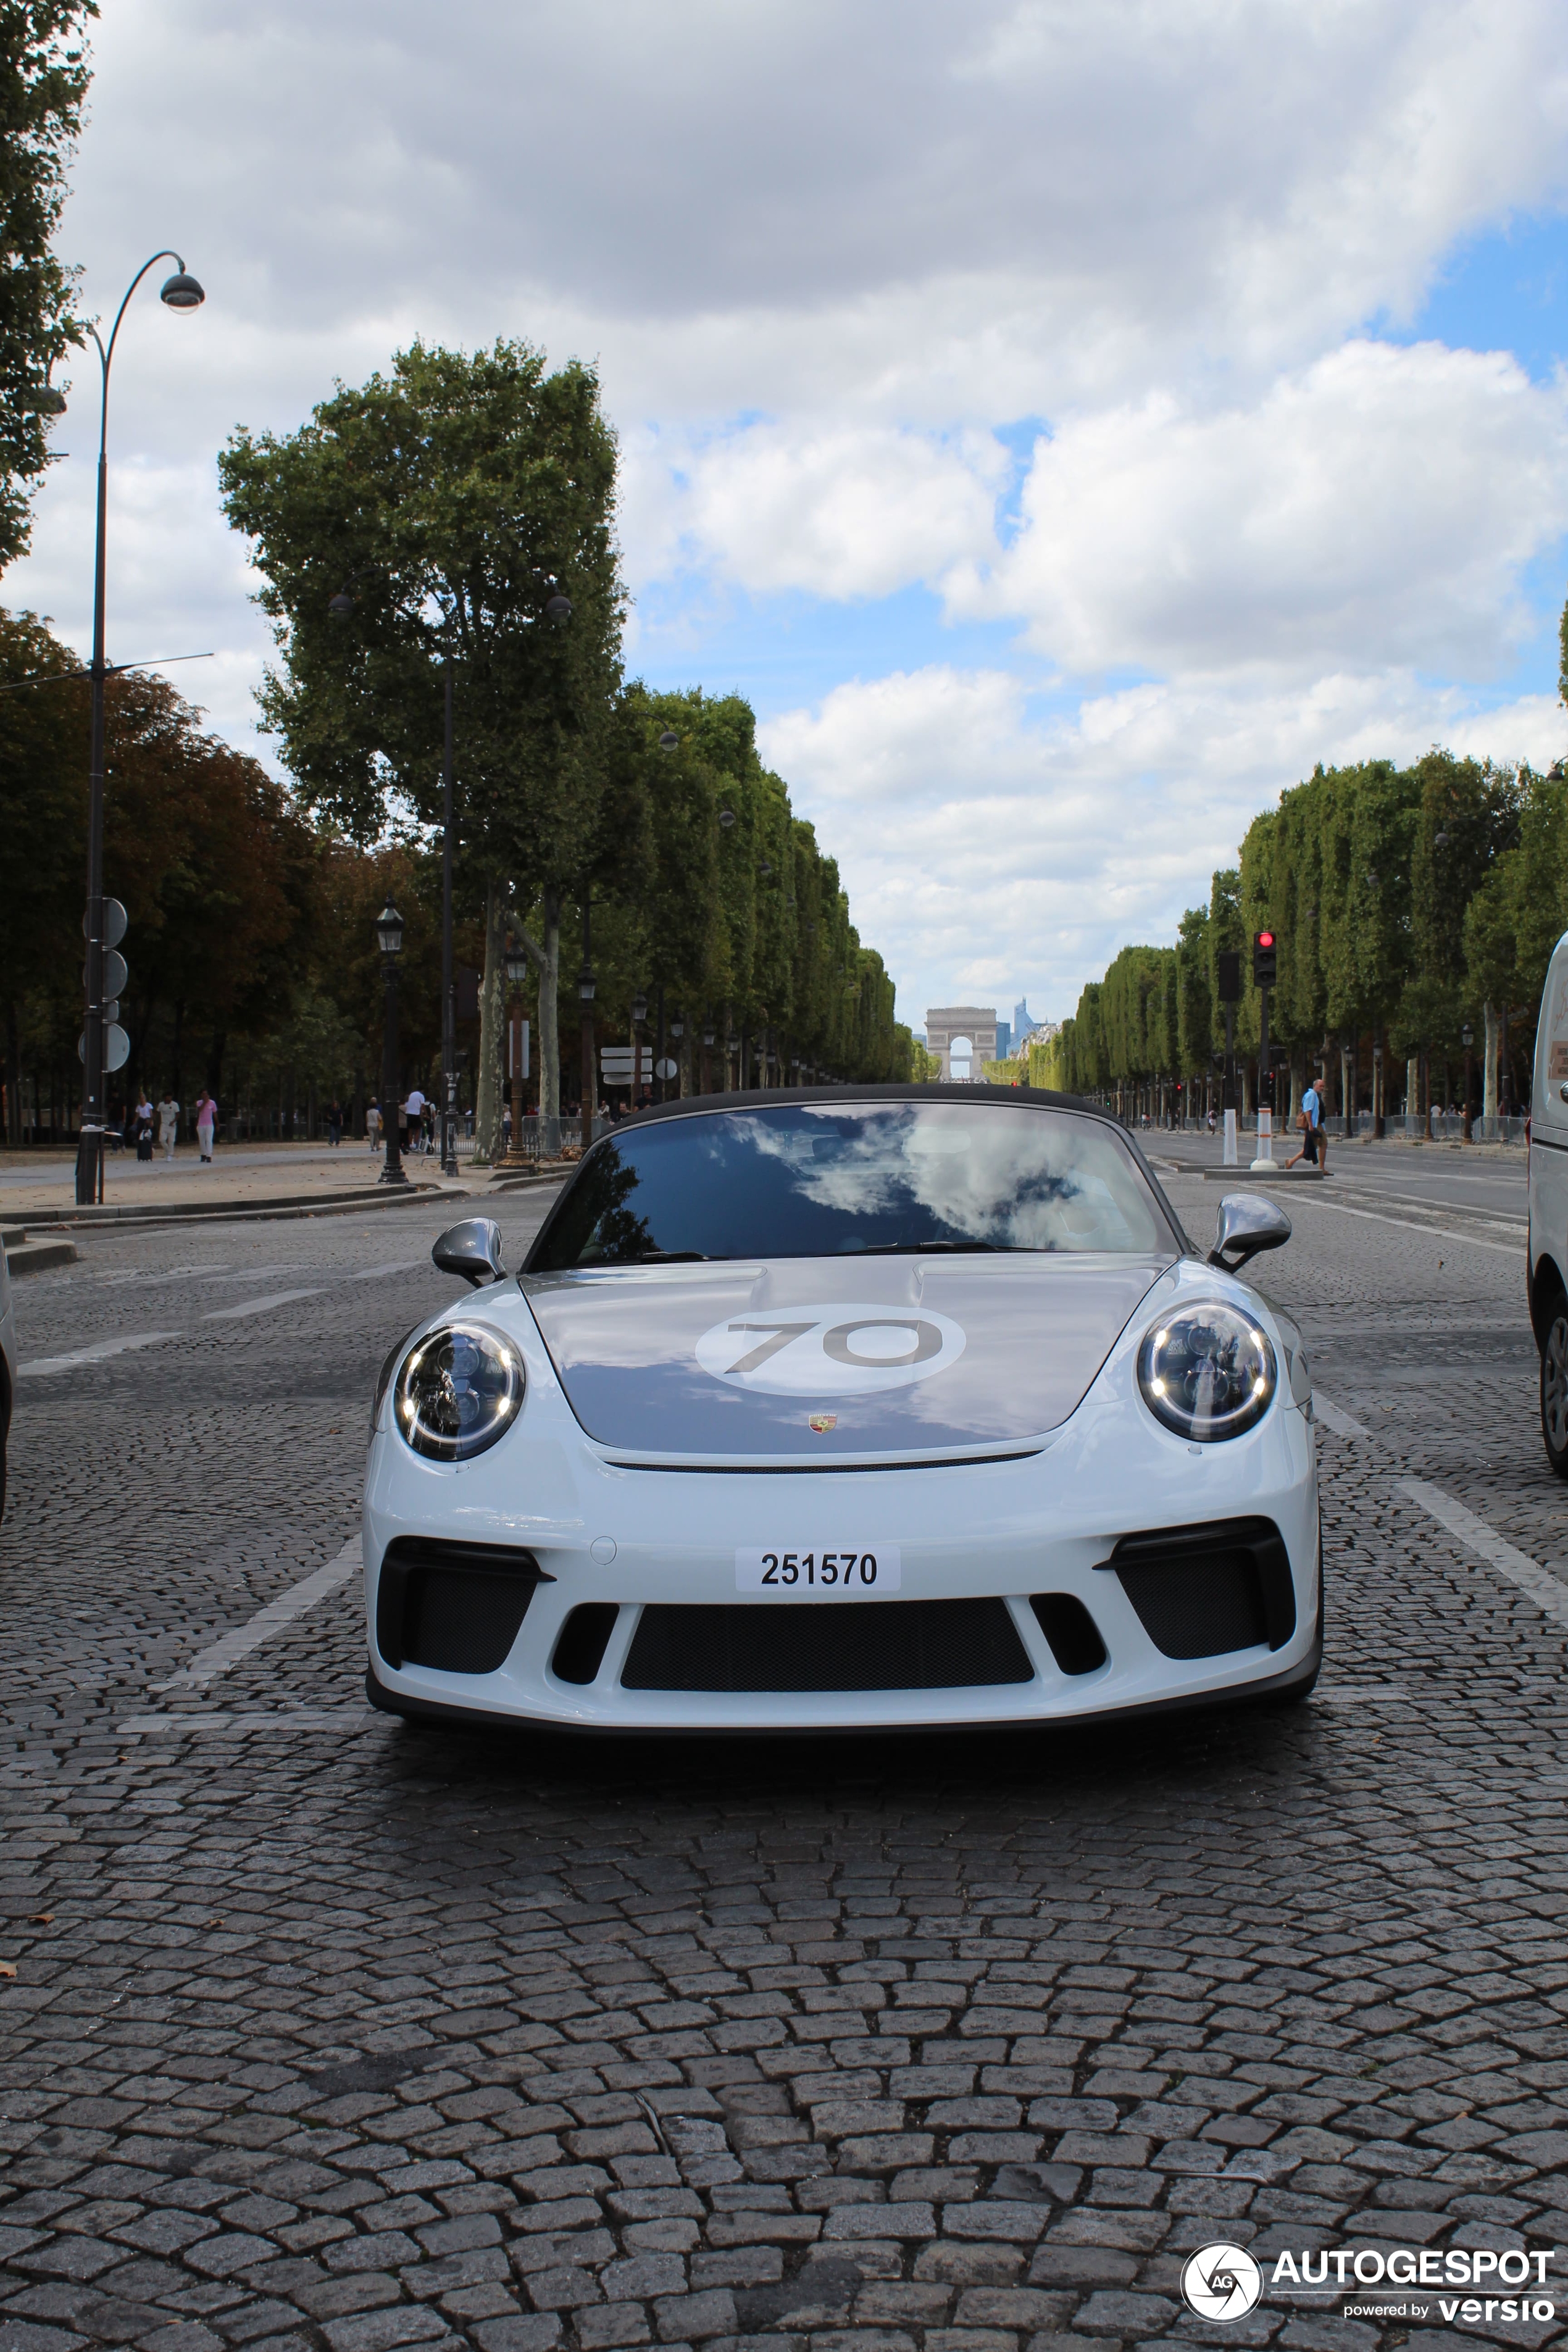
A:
[1253, 930, 1277, 988]
[1216, 950, 1241, 1004]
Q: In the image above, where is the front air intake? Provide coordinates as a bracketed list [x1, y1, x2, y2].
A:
[621, 1598, 1034, 1692]
[376, 1538, 550, 1674]
[1106, 1517, 1295, 1658]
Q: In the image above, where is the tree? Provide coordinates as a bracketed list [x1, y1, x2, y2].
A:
[0, 0, 93, 572]
[218, 338, 625, 1148]
[0, 607, 82, 1138]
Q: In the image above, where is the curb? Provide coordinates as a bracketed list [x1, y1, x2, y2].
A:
[19, 1185, 467, 1237]
[1201, 1166, 1325, 1182]
[4, 1236, 80, 1276]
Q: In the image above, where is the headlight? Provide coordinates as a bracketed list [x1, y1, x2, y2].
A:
[394, 1322, 525, 1461]
[1138, 1304, 1276, 1441]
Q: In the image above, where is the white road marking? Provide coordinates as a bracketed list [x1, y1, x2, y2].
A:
[1400, 1478, 1568, 1631]
[1312, 1393, 1371, 1438]
[1296, 1198, 1523, 1256]
[101, 1264, 231, 1287]
[20, 1330, 182, 1376]
[352, 1261, 425, 1280]
[154, 1535, 362, 1690]
[202, 1287, 326, 1321]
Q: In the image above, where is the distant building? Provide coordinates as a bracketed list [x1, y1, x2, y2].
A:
[994, 1019, 1011, 1062]
[925, 1006, 998, 1080]
[1014, 996, 1034, 1038]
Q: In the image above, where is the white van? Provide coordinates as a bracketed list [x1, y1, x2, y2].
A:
[1530, 933, 1568, 1473]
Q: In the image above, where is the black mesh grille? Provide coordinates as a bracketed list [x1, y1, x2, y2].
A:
[621, 1598, 1034, 1692]
[1109, 1517, 1295, 1659]
[1030, 1594, 1107, 1675]
[377, 1538, 544, 1674]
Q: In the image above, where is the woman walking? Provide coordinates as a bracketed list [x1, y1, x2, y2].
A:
[157, 1093, 180, 1162]
[134, 1092, 154, 1164]
[195, 1091, 217, 1163]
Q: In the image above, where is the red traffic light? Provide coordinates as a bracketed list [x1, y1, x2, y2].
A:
[1257, 930, 1274, 948]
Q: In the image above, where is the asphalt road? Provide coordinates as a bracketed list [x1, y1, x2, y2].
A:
[2, 1174, 1566, 2352]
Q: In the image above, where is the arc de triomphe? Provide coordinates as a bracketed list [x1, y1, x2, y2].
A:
[925, 1006, 998, 1079]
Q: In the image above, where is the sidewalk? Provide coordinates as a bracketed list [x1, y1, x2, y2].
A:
[0, 1140, 467, 1222]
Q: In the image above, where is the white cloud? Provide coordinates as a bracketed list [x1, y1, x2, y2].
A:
[6, 0, 1568, 1033]
[953, 341, 1568, 677]
[762, 666, 1568, 1026]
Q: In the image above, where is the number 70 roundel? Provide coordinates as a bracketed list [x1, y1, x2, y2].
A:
[695, 1304, 965, 1396]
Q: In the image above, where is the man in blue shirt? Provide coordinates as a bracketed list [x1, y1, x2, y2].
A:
[1288, 1076, 1324, 1170]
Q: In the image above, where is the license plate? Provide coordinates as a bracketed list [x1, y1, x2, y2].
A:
[735, 1546, 901, 1595]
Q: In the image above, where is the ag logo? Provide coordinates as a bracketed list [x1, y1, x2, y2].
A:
[695, 1303, 967, 1396]
[1181, 2245, 1264, 2322]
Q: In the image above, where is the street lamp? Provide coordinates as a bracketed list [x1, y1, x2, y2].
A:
[75, 251, 206, 1206]
[375, 897, 409, 1188]
[579, 957, 597, 1154]
[503, 936, 530, 1166]
[659, 729, 678, 753]
[1462, 1020, 1475, 1143]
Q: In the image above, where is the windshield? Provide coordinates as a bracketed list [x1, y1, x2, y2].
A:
[528, 1100, 1175, 1268]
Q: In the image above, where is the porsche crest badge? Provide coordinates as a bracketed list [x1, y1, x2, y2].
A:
[807, 1412, 837, 1433]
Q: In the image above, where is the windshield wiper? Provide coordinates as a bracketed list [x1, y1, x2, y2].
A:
[859, 1239, 1001, 1254]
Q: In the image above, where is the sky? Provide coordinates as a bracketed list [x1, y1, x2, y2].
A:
[7, 0, 1568, 1035]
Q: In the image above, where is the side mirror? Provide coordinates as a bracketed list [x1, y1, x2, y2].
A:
[432, 1217, 506, 1288]
[1209, 1192, 1291, 1271]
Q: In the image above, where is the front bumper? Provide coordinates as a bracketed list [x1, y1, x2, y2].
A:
[362, 1383, 1320, 1737]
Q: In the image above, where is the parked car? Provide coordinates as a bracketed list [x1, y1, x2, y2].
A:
[1530, 935, 1568, 1473]
[362, 1086, 1321, 1735]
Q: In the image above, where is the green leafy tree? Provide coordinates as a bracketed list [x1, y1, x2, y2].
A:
[0, 0, 93, 572]
[218, 338, 624, 1146]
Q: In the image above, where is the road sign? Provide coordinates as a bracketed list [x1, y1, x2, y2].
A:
[601, 1045, 651, 1086]
[83, 897, 127, 949]
[79, 1022, 129, 1072]
[654, 1057, 678, 1081]
[83, 949, 128, 998]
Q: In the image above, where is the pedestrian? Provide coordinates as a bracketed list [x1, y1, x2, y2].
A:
[405, 1085, 425, 1154]
[194, 1090, 217, 1162]
[157, 1092, 180, 1162]
[367, 1099, 382, 1153]
[134, 1090, 154, 1164]
[1287, 1075, 1324, 1172]
[327, 1097, 342, 1146]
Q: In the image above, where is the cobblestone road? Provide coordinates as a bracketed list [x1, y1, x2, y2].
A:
[2, 1174, 1566, 2352]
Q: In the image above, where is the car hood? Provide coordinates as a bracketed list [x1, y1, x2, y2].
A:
[520, 1253, 1174, 1462]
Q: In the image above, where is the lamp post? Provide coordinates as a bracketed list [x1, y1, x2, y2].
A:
[75, 253, 206, 1206]
[504, 936, 530, 1164]
[631, 988, 648, 1110]
[375, 898, 409, 1187]
[669, 1009, 683, 1102]
[1462, 1020, 1475, 1143]
[578, 891, 598, 1153]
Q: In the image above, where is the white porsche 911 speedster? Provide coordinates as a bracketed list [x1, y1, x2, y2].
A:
[363, 1086, 1320, 1733]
